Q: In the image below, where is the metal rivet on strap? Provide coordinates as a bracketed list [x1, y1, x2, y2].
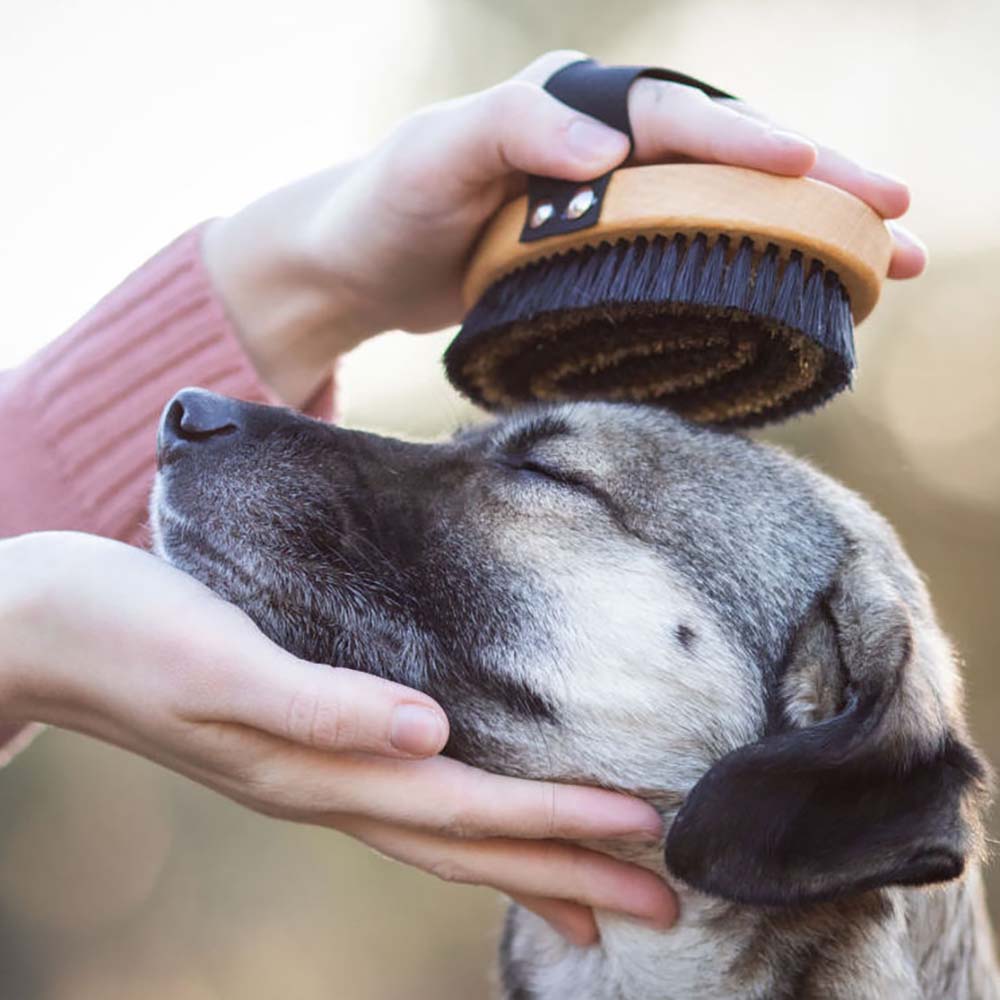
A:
[564, 186, 596, 220]
[529, 202, 555, 228]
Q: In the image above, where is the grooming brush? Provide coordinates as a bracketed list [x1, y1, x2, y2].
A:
[444, 59, 893, 428]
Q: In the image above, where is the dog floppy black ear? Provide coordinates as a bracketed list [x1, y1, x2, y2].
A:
[664, 548, 989, 906]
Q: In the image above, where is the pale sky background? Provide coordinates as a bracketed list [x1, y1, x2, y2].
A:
[2, 0, 999, 435]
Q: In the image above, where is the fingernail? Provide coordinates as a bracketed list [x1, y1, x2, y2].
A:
[629, 897, 679, 932]
[391, 705, 446, 756]
[612, 804, 663, 842]
[638, 911, 677, 932]
[866, 167, 908, 188]
[566, 118, 629, 163]
[619, 905, 677, 932]
[887, 220, 927, 253]
[768, 129, 815, 150]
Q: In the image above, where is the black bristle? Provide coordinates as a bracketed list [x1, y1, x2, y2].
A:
[556, 247, 594, 312]
[512, 257, 545, 317]
[672, 233, 707, 303]
[656, 235, 685, 301]
[693, 234, 729, 305]
[824, 268, 855, 370]
[772, 250, 805, 330]
[801, 260, 827, 346]
[622, 237, 652, 304]
[590, 240, 626, 302]
[632, 235, 665, 302]
[606, 238, 640, 302]
[627, 235, 659, 302]
[542, 250, 583, 314]
[748, 243, 780, 315]
[720, 237, 754, 311]
[446, 229, 858, 428]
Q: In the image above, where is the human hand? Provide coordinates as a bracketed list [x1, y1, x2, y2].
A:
[204, 49, 925, 404]
[0, 531, 673, 947]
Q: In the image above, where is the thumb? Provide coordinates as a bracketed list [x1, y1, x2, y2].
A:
[218, 648, 450, 758]
[441, 78, 630, 187]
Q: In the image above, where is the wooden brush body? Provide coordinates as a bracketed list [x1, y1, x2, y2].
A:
[462, 164, 892, 320]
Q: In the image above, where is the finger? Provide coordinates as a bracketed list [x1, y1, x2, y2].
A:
[422, 80, 629, 188]
[337, 815, 678, 928]
[168, 719, 665, 842]
[627, 79, 816, 176]
[806, 148, 910, 219]
[187, 647, 449, 758]
[887, 221, 928, 280]
[718, 98, 912, 219]
[508, 893, 600, 948]
[284, 753, 664, 841]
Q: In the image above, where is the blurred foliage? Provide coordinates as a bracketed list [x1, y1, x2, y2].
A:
[2, 1, 999, 998]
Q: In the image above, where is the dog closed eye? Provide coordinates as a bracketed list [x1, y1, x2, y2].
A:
[501, 456, 593, 493]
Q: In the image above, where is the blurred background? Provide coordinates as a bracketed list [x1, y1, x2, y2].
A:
[1, 0, 999, 996]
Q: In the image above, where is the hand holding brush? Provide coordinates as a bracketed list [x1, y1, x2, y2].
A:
[203, 48, 923, 412]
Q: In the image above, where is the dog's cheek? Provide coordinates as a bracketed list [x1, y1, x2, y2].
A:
[489, 525, 762, 786]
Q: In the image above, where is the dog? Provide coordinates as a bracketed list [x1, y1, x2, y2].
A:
[151, 387, 1000, 1000]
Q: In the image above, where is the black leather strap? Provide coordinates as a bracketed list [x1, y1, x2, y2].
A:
[520, 59, 736, 244]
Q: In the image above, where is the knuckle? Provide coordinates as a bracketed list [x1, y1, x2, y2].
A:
[426, 855, 475, 886]
[485, 79, 539, 119]
[382, 104, 445, 164]
[515, 49, 589, 85]
[378, 103, 464, 201]
[392, 103, 445, 142]
[241, 790, 291, 821]
[730, 109, 769, 135]
[543, 783, 559, 839]
[435, 775, 481, 838]
[236, 759, 347, 821]
[634, 77, 713, 113]
[673, 81, 715, 107]
[285, 681, 348, 750]
[440, 802, 478, 839]
[705, 131, 732, 163]
[541, 838, 585, 883]
[630, 76, 661, 109]
[235, 763, 298, 815]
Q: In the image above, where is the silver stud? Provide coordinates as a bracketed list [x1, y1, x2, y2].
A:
[564, 186, 596, 220]
[529, 201, 555, 228]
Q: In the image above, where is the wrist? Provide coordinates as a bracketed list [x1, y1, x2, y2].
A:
[0, 536, 49, 723]
[201, 163, 379, 408]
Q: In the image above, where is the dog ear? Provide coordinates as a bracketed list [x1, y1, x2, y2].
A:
[664, 547, 989, 906]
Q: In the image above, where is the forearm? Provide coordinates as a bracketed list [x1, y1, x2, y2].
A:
[201, 161, 380, 408]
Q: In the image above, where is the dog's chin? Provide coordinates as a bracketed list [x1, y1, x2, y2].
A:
[152, 484, 268, 620]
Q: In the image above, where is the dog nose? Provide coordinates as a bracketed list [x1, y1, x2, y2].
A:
[157, 388, 244, 462]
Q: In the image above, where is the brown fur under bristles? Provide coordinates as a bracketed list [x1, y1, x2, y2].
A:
[445, 232, 856, 428]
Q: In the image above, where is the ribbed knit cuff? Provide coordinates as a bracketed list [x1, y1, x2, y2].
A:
[3, 222, 336, 548]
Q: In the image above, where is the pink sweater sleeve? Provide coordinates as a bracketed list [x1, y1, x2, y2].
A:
[0, 223, 337, 761]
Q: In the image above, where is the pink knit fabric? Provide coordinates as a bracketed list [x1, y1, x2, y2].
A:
[0, 224, 336, 762]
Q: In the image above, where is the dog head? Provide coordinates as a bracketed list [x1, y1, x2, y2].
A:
[151, 388, 988, 907]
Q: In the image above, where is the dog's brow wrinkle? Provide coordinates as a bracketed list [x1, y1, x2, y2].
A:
[497, 414, 573, 455]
